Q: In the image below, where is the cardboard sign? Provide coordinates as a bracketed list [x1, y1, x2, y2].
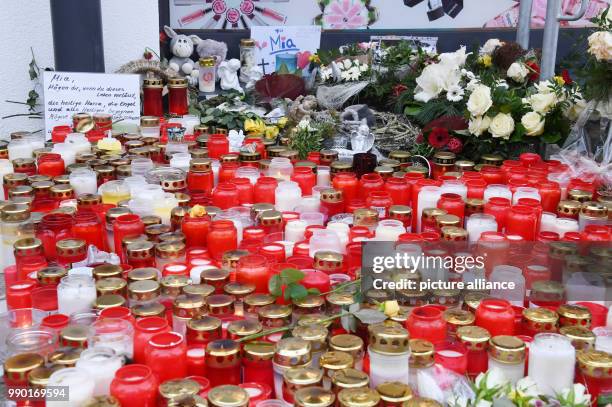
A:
[250, 25, 321, 75]
[43, 71, 140, 139]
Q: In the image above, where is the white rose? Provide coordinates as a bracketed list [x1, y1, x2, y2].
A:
[565, 97, 588, 121]
[515, 377, 540, 398]
[507, 62, 529, 82]
[535, 80, 555, 94]
[521, 112, 545, 136]
[588, 31, 612, 61]
[528, 92, 557, 113]
[467, 85, 493, 116]
[468, 115, 491, 136]
[480, 39, 503, 56]
[489, 113, 515, 139]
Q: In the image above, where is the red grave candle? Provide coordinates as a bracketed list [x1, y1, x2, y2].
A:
[212, 183, 240, 209]
[366, 191, 393, 219]
[133, 316, 171, 364]
[359, 173, 385, 200]
[254, 177, 278, 204]
[480, 165, 505, 185]
[37, 153, 65, 177]
[457, 326, 490, 379]
[110, 364, 159, 407]
[6, 280, 37, 310]
[219, 162, 240, 184]
[168, 78, 189, 116]
[142, 78, 163, 117]
[484, 197, 512, 232]
[73, 211, 108, 252]
[333, 173, 359, 203]
[207, 220, 238, 261]
[437, 193, 465, 222]
[236, 254, 271, 294]
[434, 341, 468, 375]
[291, 167, 316, 195]
[145, 332, 187, 383]
[506, 205, 538, 241]
[384, 177, 411, 206]
[113, 214, 144, 263]
[230, 178, 254, 205]
[182, 214, 211, 249]
[475, 299, 515, 336]
[187, 344, 206, 376]
[205, 339, 241, 387]
[466, 179, 487, 200]
[207, 134, 230, 159]
[301, 270, 331, 293]
[537, 181, 561, 213]
[407, 305, 447, 344]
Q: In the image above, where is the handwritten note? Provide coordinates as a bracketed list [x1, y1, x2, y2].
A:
[43, 71, 140, 139]
[251, 26, 321, 74]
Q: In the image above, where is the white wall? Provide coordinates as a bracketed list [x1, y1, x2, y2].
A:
[0, 0, 160, 138]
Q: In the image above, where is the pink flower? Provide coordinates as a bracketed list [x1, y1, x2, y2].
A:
[447, 137, 463, 154]
[296, 51, 312, 70]
[322, 0, 369, 29]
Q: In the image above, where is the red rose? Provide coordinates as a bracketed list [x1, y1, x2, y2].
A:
[526, 61, 540, 82]
[447, 137, 463, 154]
[393, 84, 408, 97]
[416, 133, 425, 144]
[561, 69, 572, 85]
[427, 127, 450, 149]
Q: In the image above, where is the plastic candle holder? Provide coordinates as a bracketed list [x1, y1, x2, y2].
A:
[110, 364, 159, 407]
[145, 331, 188, 383]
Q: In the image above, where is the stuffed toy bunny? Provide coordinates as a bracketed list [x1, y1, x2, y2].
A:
[163, 25, 201, 85]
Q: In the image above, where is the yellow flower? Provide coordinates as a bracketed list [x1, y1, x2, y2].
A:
[244, 118, 266, 136]
[554, 75, 565, 86]
[383, 300, 400, 317]
[277, 117, 288, 129]
[189, 204, 207, 217]
[479, 55, 492, 67]
[309, 54, 321, 64]
[265, 125, 279, 139]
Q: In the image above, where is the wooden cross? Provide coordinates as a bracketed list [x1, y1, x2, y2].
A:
[258, 58, 270, 75]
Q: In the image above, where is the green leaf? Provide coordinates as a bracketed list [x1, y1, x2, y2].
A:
[542, 132, 562, 144]
[499, 104, 512, 114]
[284, 287, 292, 301]
[268, 274, 282, 297]
[403, 105, 421, 116]
[287, 283, 309, 300]
[28, 57, 38, 80]
[280, 268, 304, 285]
[307, 288, 321, 295]
[201, 115, 214, 123]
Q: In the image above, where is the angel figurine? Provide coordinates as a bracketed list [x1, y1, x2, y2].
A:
[218, 59, 243, 93]
[351, 119, 374, 152]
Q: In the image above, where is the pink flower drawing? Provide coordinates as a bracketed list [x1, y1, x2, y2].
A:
[323, 0, 369, 29]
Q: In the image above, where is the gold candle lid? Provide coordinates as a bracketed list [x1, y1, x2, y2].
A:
[56, 238, 86, 257]
[577, 350, 612, 378]
[159, 378, 201, 400]
[128, 280, 161, 301]
[376, 382, 413, 404]
[320, 188, 343, 203]
[83, 396, 121, 407]
[313, 251, 343, 273]
[94, 294, 126, 310]
[274, 337, 312, 367]
[146, 224, 171, 241]
[3, 172, 28, 186]
[389, 205, 412, 218]
[293, 295, 325, 310]
[60, 324, 90, 346]
[403, 398, 443, 407]
[374, 166, 394, 177]
[28, 365, 62, 388]
[168, 77, 188, 88]
[243, 341, 275, 362]
[9, 185, 34, 198]
[126, 241, 155, 259]
[557, 304, 591, 323]
[105, 207, 131, 224]
[331, 368, 369, 390]
[1, 203, 30, 222]
[224, 282, 255, 297]
[320, 150, 339, 162]
[259, 304, 292, 320]
[455, 160, 475, 171]
[141, 215, 162, 227]
[422, 208, 446, 221]
[378, 159, 401, 171]
[173, 294, 206, 319]
[47, 349, 84, 369]
[329, 334, 363, 353]
[435, 214, 461, 228]
[369, 323, 410, 355]
[131, 301, 165, 318]
[580, 201, 608, 218]
[207, 385, 249, 407]
[227, 319, 262, 338]
[244, 293, 275, 308]
[488, 335, 525, 364]
[441, 226, 468, 241]
[480, 154, 504, 165]
[156, 242, 186, 259]
[443, 308, 475, 328]
[161, 275, 191, 295]
[568, 189, 593, 202]
[388, 151, 411, 163]
[433, 151, 456, 165]
[320, 351, 354, 372]
[13, 237, 43, 255]
[190, 158, 212, 172]
[96, 277, 127, 296]
[3, 353, 44, 376]
[183, 283, 215, 298]
[295, 387, 336, 407]
[37, 266, 67, 285]
[466, 198, 485, 212]
[251, 203, 275, 220]
[93, 264, 123, 280]
[353, 208, 378, 227]
[559, 326, 596, 350]
[456, 326, 490, 350]
[297, 314, 333, 329]
[284, 366, 324, 385]
[206, 294, 235, 315]
[292, 325, 328, 352]
[128, 267, 158, 282]
[409, 339, 434, 368]
[338, 388, 381, 407]
[557, 200, 582, 216]
[200, 268, 230, 285]
[222, 249, 250, 270]
[522, 307, 558, 330]
[258, 209, 283, 226]
[326, 292, 356, 307]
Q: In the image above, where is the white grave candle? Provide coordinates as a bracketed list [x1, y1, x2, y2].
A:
[440, 180, 467, 200]
[317, 166, 331, 187]
[275, 181, 302, 212]
[285, 220, 307, 242]
[484, 184, 512, 202]
[417, 186, 441, 232]
[554, 218, 579, 237]
[512, 187, 541, 205]
[75, 347, 123, 396]
[539, 212, 557, 233]
[46, 367, 95, 406]
[57, 275, 96, 316]
[528, 333, 575, 396]
[69, 168, 98, 196]
[466, 214, 498, 243]
[375, 219, 405, 241]
[7, 139, 33, 160]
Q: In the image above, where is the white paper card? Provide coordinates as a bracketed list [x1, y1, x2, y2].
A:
[43, 71, 140, 139]
[250, 25, 321, 75]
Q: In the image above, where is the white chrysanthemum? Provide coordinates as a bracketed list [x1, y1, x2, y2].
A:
[446, 85, 465, 102]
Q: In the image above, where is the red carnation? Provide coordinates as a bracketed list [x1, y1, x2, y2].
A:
[561, 69, 572, 85]
[423, 115, 468, 133]
[447, 137, 463, 154]
[428, 127, 450, 149]
[393, 84, 408, 97]
[526, 61, 540, 82]
[416, 133, 425, 144]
